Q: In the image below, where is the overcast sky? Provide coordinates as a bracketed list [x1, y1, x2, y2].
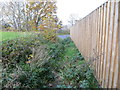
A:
[57, 0, 108, 25]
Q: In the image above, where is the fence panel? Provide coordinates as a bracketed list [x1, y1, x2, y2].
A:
[70, 0, 120, 88]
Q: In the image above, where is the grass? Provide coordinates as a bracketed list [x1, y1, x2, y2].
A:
[63, 42, 85, 64]
[64, 42, 78, 58]
[0, 32, 33, 41]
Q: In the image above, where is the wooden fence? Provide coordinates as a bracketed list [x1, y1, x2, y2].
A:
[70, 0, 120, 88]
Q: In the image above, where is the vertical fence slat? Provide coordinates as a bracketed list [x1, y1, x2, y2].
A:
[105, 2, 115, 87]
[98, 7, 102, 82]
[102, 1, 111, 87]
[94, 9, 98, 76]
[100, 3, 107, 85]
[99, 4, 105, 85]
[96, 7, 100, 80]
[108, 1, 118, 88]
[118, 1, 120, 88]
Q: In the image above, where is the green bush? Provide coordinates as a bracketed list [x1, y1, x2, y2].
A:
[1, 35, 56, 88]
[16, 65, 55, 88]
[1, 36, 99, 88]
[2, 36, 40, 68]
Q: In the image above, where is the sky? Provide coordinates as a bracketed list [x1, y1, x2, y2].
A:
[0, 0, 108, 25]
[56, 0, 108, 25]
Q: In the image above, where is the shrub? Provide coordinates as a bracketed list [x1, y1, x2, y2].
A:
[2, 36, 40, 68]
[1, 35, 56, 88]
[1, 36, 99, 88]
[1, 35, 68, 88]
[42, 29, 57, 42]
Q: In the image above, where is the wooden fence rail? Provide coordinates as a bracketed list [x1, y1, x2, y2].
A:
[70, 0, 120, 88]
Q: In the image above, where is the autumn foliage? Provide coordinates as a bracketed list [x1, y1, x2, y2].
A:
[26, 0, 62, 42]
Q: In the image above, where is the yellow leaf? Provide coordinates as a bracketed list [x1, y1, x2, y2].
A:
[29, 54, 33, 57]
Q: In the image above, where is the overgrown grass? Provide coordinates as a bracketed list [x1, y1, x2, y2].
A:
[64, 42, 79, 59]
[66, 43, 85, 63]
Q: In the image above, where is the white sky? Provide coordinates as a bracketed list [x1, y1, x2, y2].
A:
[57, 0, 108, 25]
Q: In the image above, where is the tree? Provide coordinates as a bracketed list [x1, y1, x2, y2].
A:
[26, 0, 61, 31]
[1, 0, 26, 31]
[25, 0, 62, 41]
[68, 14, 80, 26]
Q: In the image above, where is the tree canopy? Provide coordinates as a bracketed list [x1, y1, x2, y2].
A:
[1, 0, 62, 31]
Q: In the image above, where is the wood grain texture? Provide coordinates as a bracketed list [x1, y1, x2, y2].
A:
[118, 0, 120, 89]
[70, 0, 119, 88]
